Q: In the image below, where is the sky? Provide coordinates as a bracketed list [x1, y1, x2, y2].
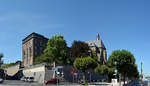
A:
[0, 0, 150, 75]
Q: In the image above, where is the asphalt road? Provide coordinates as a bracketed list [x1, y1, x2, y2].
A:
[0, 80, 81, 86]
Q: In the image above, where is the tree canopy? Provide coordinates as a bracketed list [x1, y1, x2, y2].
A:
[0, 53, 3, 59]
[34, 54, 52, 64]
[70, 41, 90, 62]
[108, 50, 135, 72]
[74, 57, 97, 71]
[95, 65, 109, 76]
[1, 63, 15, 69]
[95, 65, 115, 82]
[0, 53, 3, 67]
[126, 64, 139, 79]
[91, 51, 100, 64]
[108, 50, 138, 84]
[74, 57, 97, 84]
[43, 35, 68, 65]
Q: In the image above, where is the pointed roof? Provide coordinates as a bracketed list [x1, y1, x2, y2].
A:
[86, 40, 106, 49]
[86, 32, 106, 49]
[97, 32, 100, 40]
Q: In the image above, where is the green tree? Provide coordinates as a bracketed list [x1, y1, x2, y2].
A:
[43, 35, 68, 77]
[70, 41, 90, 62]
[107, 67, 115, 82]
[108, 50, 136, 85]
[44, 35, 68, 64]
[74, 57, 97, 84]
[0, 53, 3, 67]
[127, 64, 139, 80]
[34, 55, 52, 64]
[95, 65, 115, 82]
[92, 51, 100, 64]
[1, 62, 15, 69]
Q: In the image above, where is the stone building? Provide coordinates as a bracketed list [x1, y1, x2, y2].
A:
[22, 32, 107, 66]
[86, 33, 107, 64]
[22, 32, 48, 67]
[21, 32, 107, 83]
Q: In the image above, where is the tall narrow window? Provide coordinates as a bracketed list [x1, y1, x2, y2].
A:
[29, 47, 32, 56]
[23, 50, 25, 56]
[26, 48, 28, 64]
[40, 41, 42, 46]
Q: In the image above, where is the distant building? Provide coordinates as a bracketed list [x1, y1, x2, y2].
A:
[22, 32, 48, 67]
[86, 33, 107, 64]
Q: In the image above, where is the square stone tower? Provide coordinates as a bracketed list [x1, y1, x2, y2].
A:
[22, 32, 48, 67]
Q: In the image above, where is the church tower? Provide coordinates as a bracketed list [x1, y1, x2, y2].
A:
[97, 32, 100, 40]
[86, 32, 107, 65]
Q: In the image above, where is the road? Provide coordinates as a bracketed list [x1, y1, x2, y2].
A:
[0, 80, 82, 86]
[1, 80, 146, 86]
[125, 80, 146, 86]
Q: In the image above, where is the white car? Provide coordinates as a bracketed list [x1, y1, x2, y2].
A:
[20, 77, 26, 81]
[0, 78, 3, 83]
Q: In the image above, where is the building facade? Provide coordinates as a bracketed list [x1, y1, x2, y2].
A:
[22, 32, 107, 67]
[86, 33, 107, 64]
[22, 32, 48, 67]
[22, 63, 102, 83]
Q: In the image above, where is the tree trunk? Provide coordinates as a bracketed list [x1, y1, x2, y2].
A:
[119, 73, 121, 86]
[124, 73, 125, 85]
[82, 71, 86, 84]
[53, 61, 56, 78]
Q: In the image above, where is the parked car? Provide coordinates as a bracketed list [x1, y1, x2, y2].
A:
[45, 78, 59, 84]
[27, 77, 34, 82]
[0, 78, 3, 83]
[23, 77, 29, 82]
[20, 77, 25, 81]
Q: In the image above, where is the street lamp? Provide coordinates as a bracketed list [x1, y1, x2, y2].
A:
[114, 61, 117, 79]
[56, 72, 60, 86]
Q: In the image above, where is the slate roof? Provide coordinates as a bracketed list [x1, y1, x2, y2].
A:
[86, 40, 106, 49]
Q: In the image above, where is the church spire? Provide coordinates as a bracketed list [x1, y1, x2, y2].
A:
[97, 32, 100, 40]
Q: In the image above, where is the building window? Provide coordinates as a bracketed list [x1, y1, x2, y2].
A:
[35, 46, 37, 50]
[29, 47, 32, 56]
[35, 40, 37, 45]
[35, 51, 37, 56]
[40, 41, 42, 46]
[23, 50, 25, 56]
[40, 47, 43, 52]
[27, 48, 28, 59]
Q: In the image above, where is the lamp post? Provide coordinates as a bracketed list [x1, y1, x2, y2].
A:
[56, 72, 60, 86]
[141, 62, 143, 86]
[114, 61, 117, 79]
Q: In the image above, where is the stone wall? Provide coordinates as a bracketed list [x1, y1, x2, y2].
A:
[22, 39, 34, 67]
[22, 64, 53, 83]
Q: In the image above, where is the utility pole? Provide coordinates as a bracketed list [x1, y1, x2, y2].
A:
[141, 61, 143, 86]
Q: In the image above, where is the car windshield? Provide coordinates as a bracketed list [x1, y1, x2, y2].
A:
[30, 77, 34, 79]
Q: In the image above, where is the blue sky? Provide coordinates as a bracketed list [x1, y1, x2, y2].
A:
[0, 0, 150, 75]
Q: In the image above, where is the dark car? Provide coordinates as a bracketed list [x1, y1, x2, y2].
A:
[27, 77, 34, 82]
[45, 78, 59, 84]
